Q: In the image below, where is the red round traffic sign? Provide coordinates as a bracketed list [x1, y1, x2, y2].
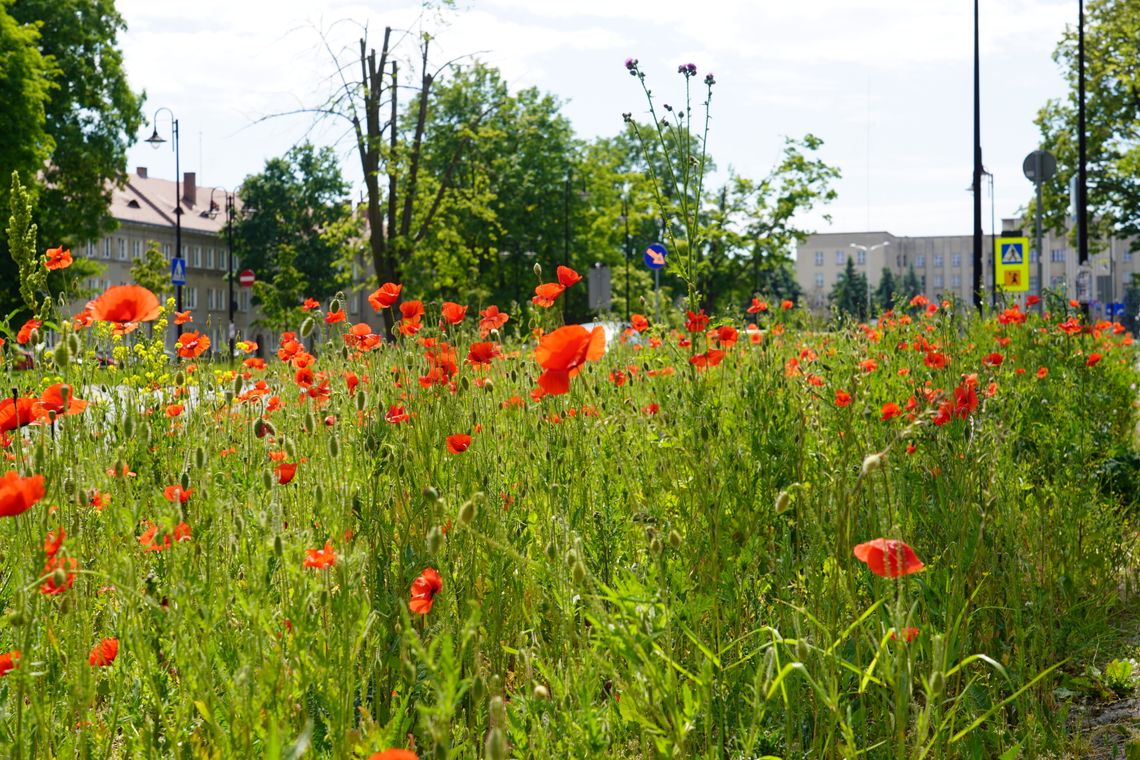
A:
[238, 269, 255, 287]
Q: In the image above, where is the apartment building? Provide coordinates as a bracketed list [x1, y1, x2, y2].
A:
[796, 223, 1139, 318]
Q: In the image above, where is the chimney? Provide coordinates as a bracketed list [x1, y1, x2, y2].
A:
[182, 172, 197, 208]
[136, 167, 148, 178]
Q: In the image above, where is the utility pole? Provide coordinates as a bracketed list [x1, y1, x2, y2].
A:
[971, 0, 984, 311]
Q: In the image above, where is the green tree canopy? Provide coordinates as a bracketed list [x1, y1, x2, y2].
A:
[233, 143, 361, 327]
[829, 257, 869, 321]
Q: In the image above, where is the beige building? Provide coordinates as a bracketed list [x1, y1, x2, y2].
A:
[796, 223, 1139, 319]
[73, 167, 266, 352]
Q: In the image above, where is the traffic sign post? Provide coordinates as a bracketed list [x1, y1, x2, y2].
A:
[238, 269, 255, 287]
[644, 244, 666, 323]
[994, 236, 1029, 293]
[171, 256, 187, 286]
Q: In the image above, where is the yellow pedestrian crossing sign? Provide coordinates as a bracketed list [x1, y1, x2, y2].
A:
[994, 236, 1029, 292]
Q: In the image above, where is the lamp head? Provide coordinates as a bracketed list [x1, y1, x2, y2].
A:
[145, 127, 166, 150]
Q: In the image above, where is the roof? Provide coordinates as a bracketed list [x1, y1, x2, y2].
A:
[110, 169, 239, 235]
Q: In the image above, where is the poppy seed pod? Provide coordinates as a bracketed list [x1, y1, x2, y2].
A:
[485, 727, 508, 760]
[532, 262, 542, 278]
[174, 371, 185, 386]
[66, 332, 80, 356]
[273, 534, 283, 557]
[458, 499, 477, 526]
[774, 491, 791, 515]
[427, 526, 443, 554]
[299, 317, 315, 338]
[53, 342, 70, 368]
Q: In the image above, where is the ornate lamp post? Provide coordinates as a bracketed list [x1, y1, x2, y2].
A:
[145, 107, 182, 334]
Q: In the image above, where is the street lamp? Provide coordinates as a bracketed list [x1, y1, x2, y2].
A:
[207, 187, 236, 360]
[146, 107, 182, 335]
[850, 241, 890, 318]
[621, 189, 631, 322]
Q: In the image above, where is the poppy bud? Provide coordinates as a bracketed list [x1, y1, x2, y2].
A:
[482, 378, 494, 391]
[52, 566, 68, 589]
[473, 674, 486, 703]
[341, 345, 351, 361]
[67, 333, 81, 356]
[235, 516, 244, 535]
[194, 446, 207, 470]
[649, 536, 663, 555]
[273, 534, 283, 557]
[423, 485, 439, 502]
[174, 371, 186, 386]
[354, 391, 366, 411]
[571, 561, 587, 585]
[327, 435, 340, 458]
[6, 610, 25, 627]
[774, 490, 791, 515]
[668, 529, 682, 550]
[223, 390, 234, 405]
[930, 671, 945, 697]
[861, 453, 883, 475]
[427, 526, 443, 554]
[314, 484, 325, 506]
[63, 477, 76, 497]
[319, 589, 328, 607]
[532, 262, 542, 278]
[123, 414, 136, 438]
[330, 296, 342, 313]
[253, 418, 271, 438]
[544, 541, 557, 562]
[299, 317, 315, 338]
[261, 472, 273, 491]
[795, 638, 810, 663]
[458, 499, 476, 526]
[485, 727, 508, 760]
[285, 439, 297, 459]
[533, 684, 550, 700]
[459, 376, 469, 392]
[490, 694, 507, 724]
[179, 471, 190, 491]
[302, 411, 315, 434]
[53, 342, 70, 368]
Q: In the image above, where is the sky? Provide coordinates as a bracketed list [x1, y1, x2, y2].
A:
[118, 0, 1077, 238]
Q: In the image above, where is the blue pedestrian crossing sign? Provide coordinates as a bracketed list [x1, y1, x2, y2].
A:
[994, 236, 1029, 292]
[171, 256, 187, 286]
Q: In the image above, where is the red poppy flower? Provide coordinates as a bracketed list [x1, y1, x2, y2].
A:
[44, 526, 66, 558]
[139, 521, 191, 552]
[368, 282, 402, 311]
[40, 554, 77, 595]
[303, 541, 336, 569]
[858, 359, 878, 373]
[835, 389, 852, 407]
[532, 283, 565, 308]
[36, 383, 87, 419]
[0, 397, 37, 433]
[853, 538, 925, 578]
[176, 331, 210, 358]
[325, 309, 347, 324]
[165, 403, 183, 418]
[163, 485, 192, 503]
[408, 567, 442, 614]
[399, 300, 425, 320]
[923, 352, 948, 370]
[0, 650, 19, 677]
[369, 751, 418, 760]
[780, 299, 794, 310]
[1026, 295, 1040, 306]
[91, 285, 162, 325]
[16, 319, 40, 345]
[982, 352, 1004, 367]
[556, 265, 582, 287]
[685, 310, 709, 333]
[440, 301, 467, 325]
[0, 471, 45, 517]
[88, 637, 119, 667]
[1086, 352, 1103, 367]
[689, 349, 726, 368]
[478, 305, 509, 337]
[1036, 366, 1048, 378]
[446, 434, 472, 454]
[302, 297, 320, 311]
[890, 627, 920, 643]
[534, 324, 606, 395]
[45, 246, 72, 270]
[385, 405, 409, 424]
[174, 310, 193, 325]
[631, 313, 649, 332]
[710, 325, 738, 347]
[880, 402, 902, 421]
[276, 462, 298, 484]
[466, 342, 500, 367]
[747, 297, 769, 313]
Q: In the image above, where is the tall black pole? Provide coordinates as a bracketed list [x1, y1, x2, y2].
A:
[971, 0, 984, 311]
[1077, 0, 1088, 267]
[173, 118, 183, 336]
[226, 193, 235, 360]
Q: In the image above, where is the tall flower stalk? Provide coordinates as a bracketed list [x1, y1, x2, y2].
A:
[623, 59, 715, 310]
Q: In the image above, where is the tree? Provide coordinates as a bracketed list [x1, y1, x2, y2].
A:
[873, 267, 898, 313]
[900, 266, 923, 305]
[1032, 0, 1140, 248]
[232, 142, 361, 324]
[829, 257, 869, 321]
[129, 241, 173, 300]
[9, 0, 144, 248]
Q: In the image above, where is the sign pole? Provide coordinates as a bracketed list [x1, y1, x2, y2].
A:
[1035, 153, 1044, 310]
[654, 269, 660, 324]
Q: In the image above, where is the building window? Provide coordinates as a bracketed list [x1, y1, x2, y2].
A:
[951, 254, 961, 268]
[1051, 249, 1065, 263]
[951, 274, 961, 288]
[163, 243, 171, 261]
[1029, 274, 1039, 293]
[117, 238, 127, 260]
[814, 251, 824, 266]
[835, 251, 845, 265]
[916, 254, 925, 268]
[856, 250, 866, 265]
[1029, 249, 1039, 264]
[132, 240, 142, 259]
[933, 274, 944, 288]
[207, 288, 216, 311]
[85, 241, 94, 258]
[205, 248, 215, 269]
[185, 287, 198, 309]
[191, 246, 202, 268]
[1124, 250, 1133, 263]
[239, 290, 250, 313]
[815, 273, 824, 289]
[933, 254, 943, 268]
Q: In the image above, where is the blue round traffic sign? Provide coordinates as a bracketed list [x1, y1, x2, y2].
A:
[644, 243, 667, 270]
